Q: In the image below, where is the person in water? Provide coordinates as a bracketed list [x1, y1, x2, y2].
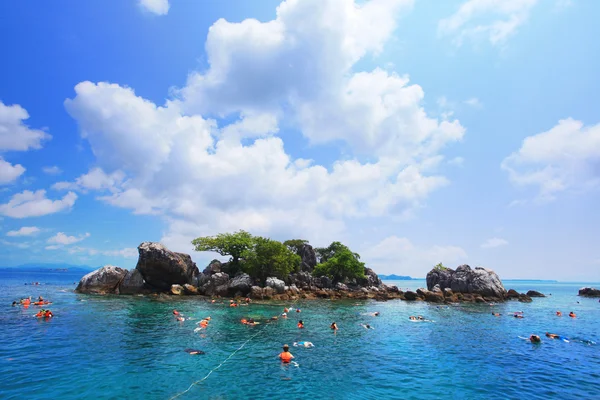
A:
[492, 312, 501, 317]
[361, 323, 373, 329]
[370, 312, 380, 317]
[569, 311, 576, 318]
[294, 341, 314, 348]
[513, 313, 524, 319]
[529, 335, 541, 343]
[281, 312, 288, 319]
[279, 344, 294, 363]
[184, 348, 205, 355]
[556, 311, 562, 317]
[409, 316, 417, 321]
[545, 332, 560, 339]
[297, 320, 304, 329]
[12, 301, 17, 306]
[330, 322, 338, 330]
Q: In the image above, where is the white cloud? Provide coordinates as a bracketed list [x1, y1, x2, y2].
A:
[502, 118, 600, 200]
[0, 101, 51, 151]
[480, 237, 508, 248]
[361, 235, 468, 276]
[47, 232, 90, 245]
[64, 245, 138, 258]
[438, 0, 538, 47]
[0, 158, 25, 184]
[62, 0, 466, 254]
[42, 166, 62, 175]
[6, 226, 40, 237]
[448, 156, 465, 166]
[464, 97, 483, 108]
[0, 190, 77, 218]
[0, 239, 31, 249]
[139, 0, 169, 15]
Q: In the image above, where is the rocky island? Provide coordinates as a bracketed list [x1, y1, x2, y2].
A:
[76, 231, 542, 303]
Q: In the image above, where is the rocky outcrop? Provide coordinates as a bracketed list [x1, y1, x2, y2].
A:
[300, 244, 317, 272]
[200, 272, 230, 296]
[203, 260, 222, 275]
[118, 269, 146, 295]
[228, 273, 253, 295]
[136, 242, 199, 291]
[76, 265, 128, 295]
[266, 277, 285, 294]
[171, 284, 184, 295]
[526, 290, 545, 297]
[426, 265, 506, 300]
[579, 287, 600, 297]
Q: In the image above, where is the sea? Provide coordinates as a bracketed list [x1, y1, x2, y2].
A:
[0, 269, 599, 400]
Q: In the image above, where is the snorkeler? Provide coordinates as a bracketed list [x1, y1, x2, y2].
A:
[297, 320, 304, 329]
[529, 335, 541, 343]
[569, 311, 576, 318]
[279, 344, 294, 363]
[360, 324, 374, 329]
[184, 348, 205, 355]
[330, 322, 338, 330]
[492, 312, 501, 317]
[556, 311, 562, 317]
[513, 313, 524, 319]
[409, 316, 417, 321]
[370, 312, 380, 317]
[281, 312, 288, 319]
[294, 341, 314, 348]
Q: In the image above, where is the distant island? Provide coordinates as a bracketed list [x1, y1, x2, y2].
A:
[0, 263, 94, 272]
[378, 274, 419, 280]
[503, 279, 558, 282]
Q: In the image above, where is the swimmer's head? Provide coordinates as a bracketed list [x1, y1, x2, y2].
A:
[283, 344, 289, 351]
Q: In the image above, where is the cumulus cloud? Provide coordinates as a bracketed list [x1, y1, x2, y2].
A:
[42, 166, 62, 175]
[480, 237, 508, 248]
[47, 232, 90, 245]
[438, 0, 538, 47]
[0, 101, 51, 151]
[361, 235, 468, 276]
[63, 245, 138, 258]
[6, 226, 40, 236]
[61, 0, 465, 253]
[0, 239, 31, 249]
[0, 190, 77, 218]
[0, 158, 25, 184]
[502, 118, 600, 201]
[139, 0, 169, 15]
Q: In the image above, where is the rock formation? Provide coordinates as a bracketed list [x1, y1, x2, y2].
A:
[135, 242, 199, 291]
[426, 265, 507, 300]
[76, 265, 127, 295]
[579, 287, 600, 297]
[299, 244, 317, 272]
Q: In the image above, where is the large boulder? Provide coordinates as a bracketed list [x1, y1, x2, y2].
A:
[76, 265, 128, 295]
[300, 244, 317, 272]
[266, 277, 285, 294]
[426, 265, 506, 300]
[526, 290, 545, 298]
[290, 271, 314, 289]
[203, 260, 222, 275]
[118, 269, 146, 295]
[579, 287, 600, 297]
[136, 242, 199, 291]
[358, 268, 382, 288]
[228, 273, 253, 295]
[200, 272, 230, 296]
[314, 276, 332, 289]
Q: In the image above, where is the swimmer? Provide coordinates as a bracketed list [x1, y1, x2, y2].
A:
[279, 344, 294, 363]
[492, 312, 501, 317]
[545, 332, 563, 340]
[297, 320, 304, 329]
[281, 312, 288, 319]
[296, 308, 301, 313]
[569, 311, 576, 318]
[330, 322, 338, 330]
[370, 312, 380, 317]
[12, 301, 17, 307]
[361, 324, 374, 329]
[409, 316, 417, 321]
[173, 309, 180, 316]
[284, 308, 289, 313]
[556, 311, 562, 317]
[211, 299, 216, 303]
[513, 314, 524, 319]
[176, 316, 185, 322]
[184, 348, 205, 355]
[529, 335, 541, 343]
[271, 316, 278, 320]
[293, 341, 314, 348]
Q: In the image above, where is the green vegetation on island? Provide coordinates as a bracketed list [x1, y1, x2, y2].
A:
[192, 230, 365, 284]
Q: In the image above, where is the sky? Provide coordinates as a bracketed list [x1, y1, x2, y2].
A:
[0, 0, 599, 281]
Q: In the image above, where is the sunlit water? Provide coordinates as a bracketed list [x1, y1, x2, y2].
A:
[1, 271, 599, 399]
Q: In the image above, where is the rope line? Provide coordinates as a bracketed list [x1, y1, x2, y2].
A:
[168, 322, 270, 400]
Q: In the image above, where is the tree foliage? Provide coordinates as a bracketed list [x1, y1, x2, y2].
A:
[191, 230, 253, 271]
[283, 239, 308, 255]
[433, 262, 448, 271]
[313, 242, 365, 282]
[242, 237, 300, 283]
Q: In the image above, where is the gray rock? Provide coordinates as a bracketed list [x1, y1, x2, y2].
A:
[228, 273, 253, 295]
[579, 287, 600, 297]
[266, 277, 285, 294]
[361, 268, 383, 287]
[263, 286, 274, 299]
[289, 284, 300, 295]
[290, 271, 314, 289]
[426, 265, 506, 299]
[335, 282, 349, 291]
[404, 291, 418, 300]
[443, 288, 453, 296]
[214, 284, 229, 297]
[118, 269, 146, 295]
[526, 290, 545, 297]
[76, 265, 128, 294]
[250, 286, 263, 299]
[183, 284, 198, 295]
[314, 276, 332, 289]
[203, 259, 222, 275]
[136, 242, 199, 291]
[300, 244, 317, 272]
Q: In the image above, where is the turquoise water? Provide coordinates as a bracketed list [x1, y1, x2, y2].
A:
[1, 271, 599, 400]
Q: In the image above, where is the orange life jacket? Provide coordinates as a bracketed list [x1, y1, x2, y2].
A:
[279, 352, 292, 363]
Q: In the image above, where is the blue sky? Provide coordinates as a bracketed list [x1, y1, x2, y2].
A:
[0, 0, 598, 280]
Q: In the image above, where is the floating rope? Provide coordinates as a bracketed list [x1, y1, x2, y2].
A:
[169, 322, 270, 400]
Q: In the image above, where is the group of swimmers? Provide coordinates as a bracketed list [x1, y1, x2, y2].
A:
[529, 332, 569, 343]
[12, 296, 54, 317]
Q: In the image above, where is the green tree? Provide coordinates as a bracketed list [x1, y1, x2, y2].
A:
[313, 241, 365, 283]
[283, 239, 308, 255]
[191, 230, 254, 273]
[243, 236, 301, 283]
[433, 262, 447, 271]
